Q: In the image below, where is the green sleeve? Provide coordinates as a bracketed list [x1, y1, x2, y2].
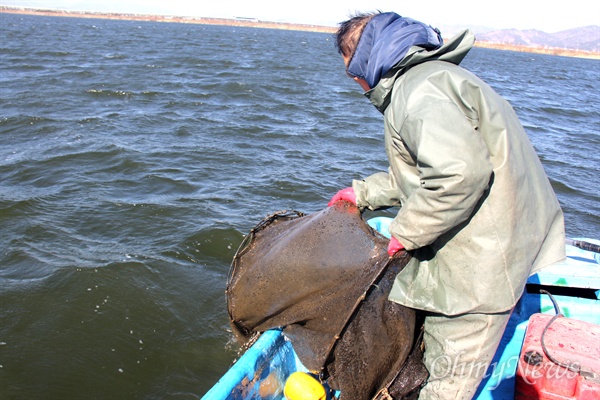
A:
[352, 169, 403, 211]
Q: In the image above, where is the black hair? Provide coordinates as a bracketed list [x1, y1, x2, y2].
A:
[334, 11, 380, 57]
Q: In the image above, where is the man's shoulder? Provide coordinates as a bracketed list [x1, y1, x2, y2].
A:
[405, 60, 469, 79]
[395, 61, 481, 99]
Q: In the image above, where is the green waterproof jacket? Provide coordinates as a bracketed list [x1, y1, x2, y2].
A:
[353, 30, 566, 315]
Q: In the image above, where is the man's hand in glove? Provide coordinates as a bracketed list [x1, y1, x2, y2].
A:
[388, 236, 405, 257]
[327, 187, 356, 206]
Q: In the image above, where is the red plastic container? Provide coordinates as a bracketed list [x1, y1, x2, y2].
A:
[515, 313, 600, 399]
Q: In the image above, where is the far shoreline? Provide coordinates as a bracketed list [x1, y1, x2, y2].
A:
[2, 6, 599, 60]
[0, 6, 337, 33]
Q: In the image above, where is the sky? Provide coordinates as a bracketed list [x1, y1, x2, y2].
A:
[2, 0, 600, 33]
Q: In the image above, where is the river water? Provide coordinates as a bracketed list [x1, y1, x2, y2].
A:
[1, 12, 598, 399]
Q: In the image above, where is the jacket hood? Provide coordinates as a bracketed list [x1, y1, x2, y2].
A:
[347, 12, 443, 89]
[365, 29, 476, 113]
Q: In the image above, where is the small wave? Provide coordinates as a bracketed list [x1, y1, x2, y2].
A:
[541, 74, 570, 81]
[548, 177, 579, 196]
[85, 89, 135, 98]
[0, 115, 59, 136]
[104, 54, 127, 59]
[537, 106, 590, 119]
[0, 115, 57, 126]
[10, 63, 45, 71]
[83, 89, 160, 98]
[34, 50, 72, 57]
[166, 226, 245, 265]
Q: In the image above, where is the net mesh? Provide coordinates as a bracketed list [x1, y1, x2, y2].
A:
[227, 202, 428, 399]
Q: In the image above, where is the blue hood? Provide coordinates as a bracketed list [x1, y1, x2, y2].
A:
[347, 12, 443, 89]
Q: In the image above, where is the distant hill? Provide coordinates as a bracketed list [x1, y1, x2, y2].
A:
[477, 26, 600, 53]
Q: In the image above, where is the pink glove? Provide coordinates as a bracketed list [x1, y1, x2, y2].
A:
[327, 187, 356, 207]
[387, 236, 405, 257]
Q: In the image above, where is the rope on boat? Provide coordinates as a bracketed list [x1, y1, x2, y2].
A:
[539, 290, 581, 375]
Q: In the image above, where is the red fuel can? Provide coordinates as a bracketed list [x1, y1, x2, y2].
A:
[515, 313, 600, 399]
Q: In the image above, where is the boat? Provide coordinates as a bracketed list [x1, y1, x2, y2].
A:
[202, 217, 600, 399]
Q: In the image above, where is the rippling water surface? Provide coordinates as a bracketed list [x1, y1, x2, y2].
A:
[1, 13, 598, 399]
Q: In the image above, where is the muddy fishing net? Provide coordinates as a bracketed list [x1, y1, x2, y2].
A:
[227, 202, 428, 399]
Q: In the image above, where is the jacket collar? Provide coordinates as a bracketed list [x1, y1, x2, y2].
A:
[365, 29, 476, 113]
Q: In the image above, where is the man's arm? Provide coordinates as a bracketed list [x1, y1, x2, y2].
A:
[352, 168, 403, 210]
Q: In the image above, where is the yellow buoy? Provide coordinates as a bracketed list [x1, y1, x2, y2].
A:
[283, 372, 327, 400]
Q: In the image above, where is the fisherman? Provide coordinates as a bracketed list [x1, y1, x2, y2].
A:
[328, 12, 566, 399]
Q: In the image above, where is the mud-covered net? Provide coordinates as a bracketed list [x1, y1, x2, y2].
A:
[227, 202, 428, 399]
